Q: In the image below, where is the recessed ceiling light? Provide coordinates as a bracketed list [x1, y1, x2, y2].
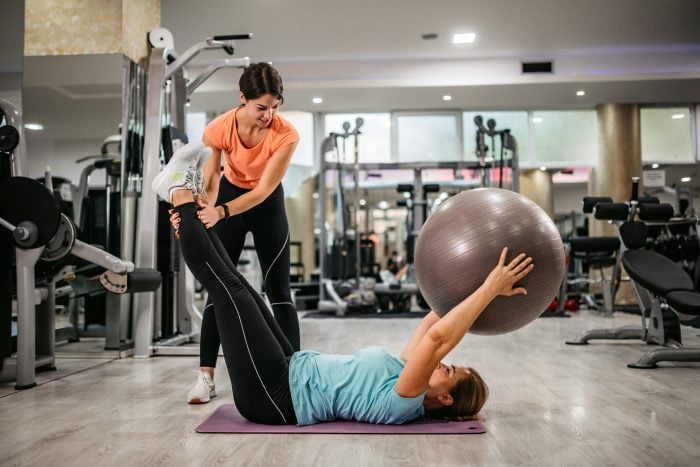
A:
[442, 95, 452, 101]
[532, 117, 543, 123]
[421, 33, 439, 41]
[576, 90, 586, 96]
[453, 33, 476, 44]
[312, 97, 323, 104]
[24, 123, 44, 131]
[378, 201, 390, 209]
[539, 166, 547, 171]
[651, 163, 660, 169]
[680, 176, 691, 183]
[671, 114, 685, 119]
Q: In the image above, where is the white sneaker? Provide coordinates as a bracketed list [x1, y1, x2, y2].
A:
[193, 145, 211, 195]
[187, 371, 216, 404]
[151, 141, 210, 202]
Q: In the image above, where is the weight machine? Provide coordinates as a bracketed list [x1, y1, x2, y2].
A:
[0, 100, 160, 389]
[126, 29, 251, 357]
[317, 115, 520, 314]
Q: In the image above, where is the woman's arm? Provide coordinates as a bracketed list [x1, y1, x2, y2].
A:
[394, 248, 533, 398]
[399, 311, 440, 362]
[197, 141, 298, 228]
[202, 136, 223, 202]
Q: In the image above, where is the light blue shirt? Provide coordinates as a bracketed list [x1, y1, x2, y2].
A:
[289, 346, 425, 426]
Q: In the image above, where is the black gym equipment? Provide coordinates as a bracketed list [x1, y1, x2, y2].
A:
[0, 176, 61, 248]
[0, 105, 161, 388]
[566, 177, 700, 368]
[474, 115, 520, 191]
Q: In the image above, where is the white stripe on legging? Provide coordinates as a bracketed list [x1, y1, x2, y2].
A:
[205, 262, 287, 424]
[263, 230, 290, 287]
[269, 302, 294, 307]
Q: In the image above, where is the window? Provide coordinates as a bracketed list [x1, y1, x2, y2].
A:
[281, 110, 314, 167]
[185, 112, 207, 144]
[530, 110, 597, 166]
[462, 111, 529, 163]
[641, 107, 693, 163]
[395, 113, 460, 162]
[324, 113, 391, 163]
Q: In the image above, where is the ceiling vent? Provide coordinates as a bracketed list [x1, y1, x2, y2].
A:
[522, 61, 553, 74]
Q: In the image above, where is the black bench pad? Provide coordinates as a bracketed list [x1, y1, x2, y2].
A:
[666, 291, 700, 316]
[570, 237, 620, 253]
[622, 250, 694, 295]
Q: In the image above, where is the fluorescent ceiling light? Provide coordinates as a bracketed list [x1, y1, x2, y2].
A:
[576, 90, 586, 96]
[312, 97, 323, 104]
[680, 176, 691, 183]
[453, 33, 476, 44]
[24, 123, 44, 131]
[442, 95, 452, 101]
[532, 117, 543, 123]
[671, 114, 685, 119]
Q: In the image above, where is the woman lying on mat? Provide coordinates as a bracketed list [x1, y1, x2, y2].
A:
[152, 143, 534, 426]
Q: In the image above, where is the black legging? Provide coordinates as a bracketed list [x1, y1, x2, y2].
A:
[200, 177, 300, 368]
[176, 202, 297, 425]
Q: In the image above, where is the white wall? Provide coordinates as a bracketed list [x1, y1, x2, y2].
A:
[553, 182, 587, 214]
[25, 137, 110, 186]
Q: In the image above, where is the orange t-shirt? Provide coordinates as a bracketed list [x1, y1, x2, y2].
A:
[204, 108, 299, 189]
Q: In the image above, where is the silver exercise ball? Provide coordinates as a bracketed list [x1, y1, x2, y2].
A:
[414, 188, 565, 335]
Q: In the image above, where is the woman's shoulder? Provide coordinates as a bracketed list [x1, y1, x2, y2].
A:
[208, 108, 237, 127]
[272, 112, 298, 134]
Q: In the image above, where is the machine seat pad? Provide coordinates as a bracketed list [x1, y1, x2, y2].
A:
[569, 237, 620, 253]
[622, 250, 693, 295]
[666, 291, 700, 316]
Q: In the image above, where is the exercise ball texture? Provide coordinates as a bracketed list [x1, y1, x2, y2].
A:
[415, 188, 565, 335]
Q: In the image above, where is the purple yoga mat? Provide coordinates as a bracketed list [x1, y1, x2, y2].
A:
[196, 404, 486, 434]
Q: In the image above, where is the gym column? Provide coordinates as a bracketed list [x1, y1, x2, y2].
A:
[520, 170, 554, 219]
[590, 103, 642, 304]
[589, 104, 642, 237]
[25, 0, 160, 62]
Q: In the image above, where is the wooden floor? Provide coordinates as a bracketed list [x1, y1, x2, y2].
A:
[1, 310, 699, 466]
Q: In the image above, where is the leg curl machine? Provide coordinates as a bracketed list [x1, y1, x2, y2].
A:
[0, 107, 160, 389]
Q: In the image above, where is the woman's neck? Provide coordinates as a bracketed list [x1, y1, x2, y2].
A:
[235, 107, 266, 136]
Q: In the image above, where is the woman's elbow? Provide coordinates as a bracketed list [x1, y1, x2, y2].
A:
[425, 327, 449, 349]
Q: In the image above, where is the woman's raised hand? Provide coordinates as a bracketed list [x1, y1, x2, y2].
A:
[483, 247, 534, 298]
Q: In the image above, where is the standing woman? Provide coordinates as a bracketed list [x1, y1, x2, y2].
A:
[171, 63, 300, 403]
